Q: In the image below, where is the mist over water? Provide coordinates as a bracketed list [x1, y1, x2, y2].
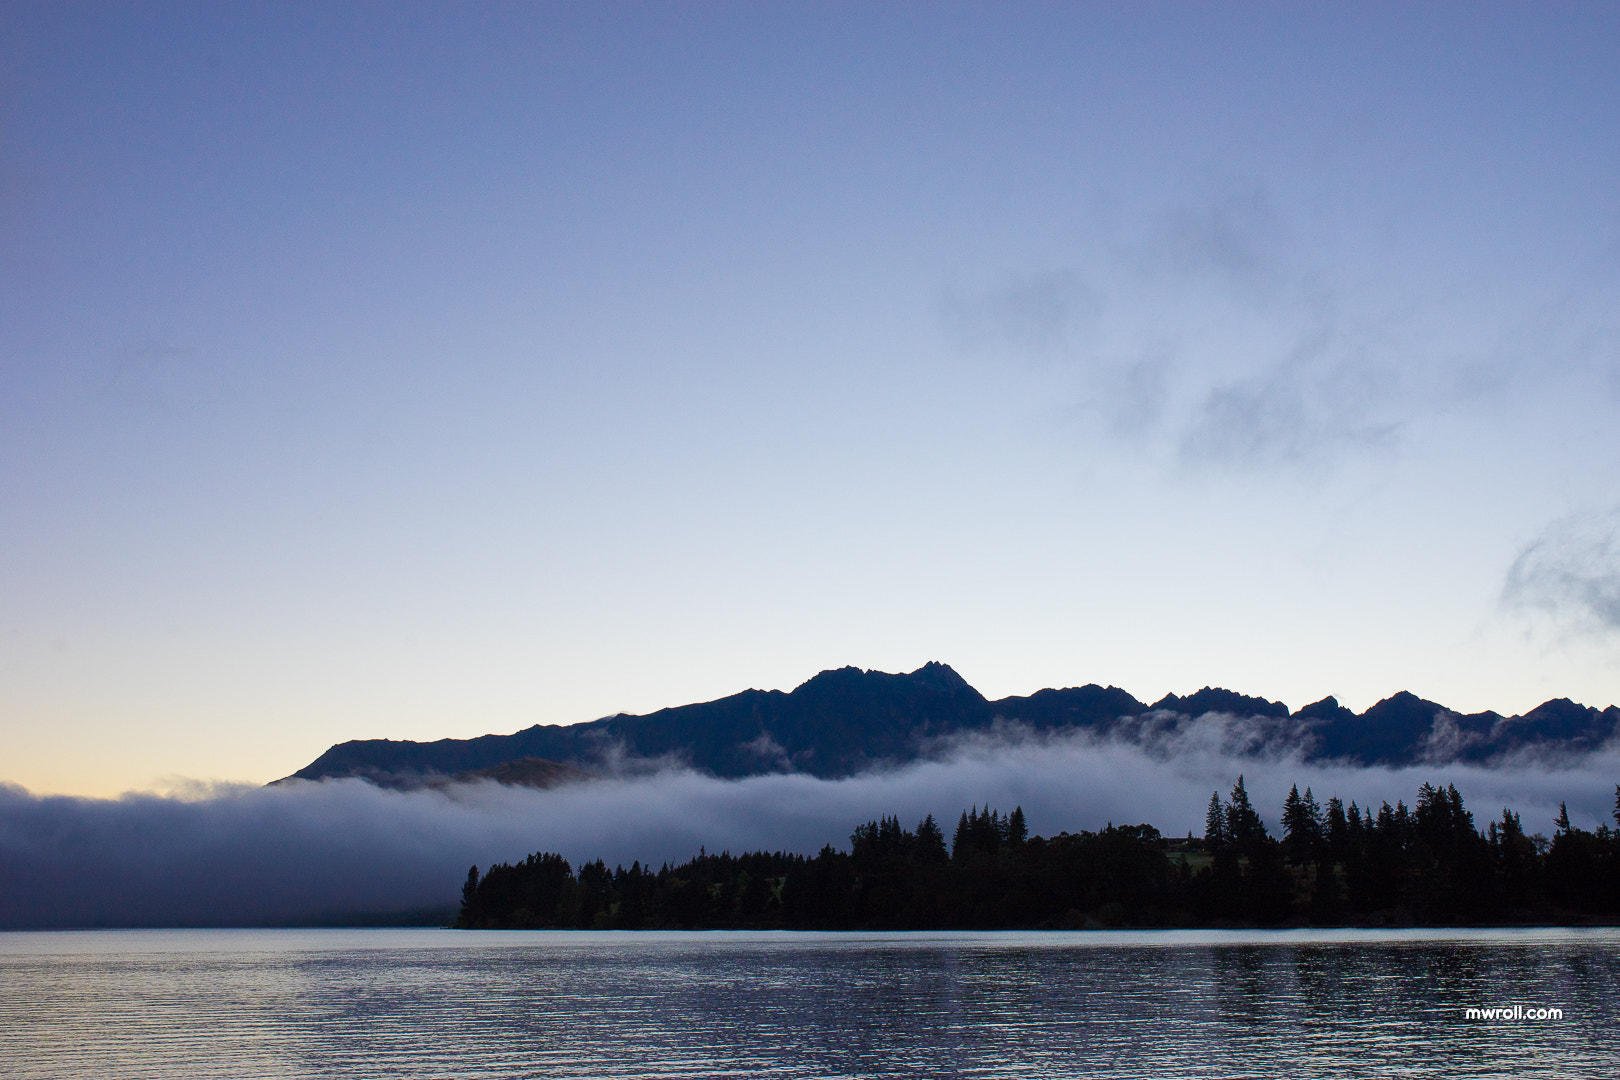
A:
[3, 721, 1617, 928]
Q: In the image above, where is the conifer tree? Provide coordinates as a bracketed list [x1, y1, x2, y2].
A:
[1281, 784, 1325, 864]
[1225, 775, 1267, 850]
[1324, 796, 1348, 858]
[1284, 784, 1304, 828]
[1007, 806, 1028, 846]
[1282, 785, 1306, 859]
[458, 865, 481, 926]
[1302, 788, 1322, 840]
[914, 814, 948, 864]
[1204, 792, 1226, 848]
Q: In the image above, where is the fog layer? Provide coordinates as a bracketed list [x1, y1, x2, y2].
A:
[4, 722, 1616, 928]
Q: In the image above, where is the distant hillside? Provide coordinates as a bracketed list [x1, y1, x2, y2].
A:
[284, 662, 1620, 787]
[440, 757, 594, 790]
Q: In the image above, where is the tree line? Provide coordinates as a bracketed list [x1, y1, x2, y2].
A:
[455, 779, 1620, 929]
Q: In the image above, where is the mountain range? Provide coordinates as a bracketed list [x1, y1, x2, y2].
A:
[284, 663, 1620, 788]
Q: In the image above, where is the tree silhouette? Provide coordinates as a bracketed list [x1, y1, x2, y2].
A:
[454, 782, 1620, 930]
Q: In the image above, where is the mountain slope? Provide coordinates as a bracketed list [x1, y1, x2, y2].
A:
[284, 663, 1620, 786]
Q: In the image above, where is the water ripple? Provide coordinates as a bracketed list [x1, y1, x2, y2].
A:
[2, 929, 1617, 1078]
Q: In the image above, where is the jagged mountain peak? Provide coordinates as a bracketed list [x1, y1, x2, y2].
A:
[1150, 687, 1290, 720]
[285, 663, 1619, 787]
[791, 661, 979, 698]
[1294, 696, 1355, 723]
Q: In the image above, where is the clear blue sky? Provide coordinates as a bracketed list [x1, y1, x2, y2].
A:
[3, 2, 1618, 795]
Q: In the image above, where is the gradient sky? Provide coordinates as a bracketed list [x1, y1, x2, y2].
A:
[3, 3, 1618, 797]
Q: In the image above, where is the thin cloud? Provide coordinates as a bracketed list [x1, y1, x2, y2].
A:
[1140, 185, 1286, 300]
[942, 188, 1408, 475]
[1504, 509, 1620, 636]
[939, 270, 1098, 357]
[1175, 330, 1404, 474]
[946, 185, 1616, 479]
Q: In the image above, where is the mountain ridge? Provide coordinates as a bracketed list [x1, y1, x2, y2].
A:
[285, 662, 1620, 787]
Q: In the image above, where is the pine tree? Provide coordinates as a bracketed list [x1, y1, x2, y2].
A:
[1225, 775, 1267, 850]
[1281, 784, 1323, 864]
[914, 814, 948, 864]
[1205, 791, 1227, 849]
[1322, 796, 1344, 849]
[1283, 784, 1304, 828]
[1282, 785, 1305, 857]
[986, 807, 1004, 852]
[458, 865, 481, 927]
[1007, 806, 1028, 846]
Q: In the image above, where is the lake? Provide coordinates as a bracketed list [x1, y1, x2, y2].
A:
[2, 928, 1617, 1078]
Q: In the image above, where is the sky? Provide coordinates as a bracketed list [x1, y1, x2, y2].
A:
[2, 3, 1619, 798]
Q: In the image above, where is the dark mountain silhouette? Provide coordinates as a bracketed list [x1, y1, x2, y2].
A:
[1151, 687, 1290, 720]
[1310, 690, 1456, 765]
[988, 684, 1148, 731]
[1294, 695, 1356, 724]
[447, 757, 594, 790]
[284, 662, 1620, 788]
[289, 662, 995, 786]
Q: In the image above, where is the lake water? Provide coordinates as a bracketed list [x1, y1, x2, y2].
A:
[2, 928, 1617, 1078]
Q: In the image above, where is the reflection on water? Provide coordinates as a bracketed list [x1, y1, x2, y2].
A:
[2, 928, 1617, 1078]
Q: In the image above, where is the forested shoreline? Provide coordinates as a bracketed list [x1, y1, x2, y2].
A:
[456, 778, 1620, 930]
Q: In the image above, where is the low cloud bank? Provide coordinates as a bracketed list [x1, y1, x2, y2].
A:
[4, 722, 1617, 928]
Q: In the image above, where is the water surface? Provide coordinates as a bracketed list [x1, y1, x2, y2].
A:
[3, 928, 1616, 1078]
